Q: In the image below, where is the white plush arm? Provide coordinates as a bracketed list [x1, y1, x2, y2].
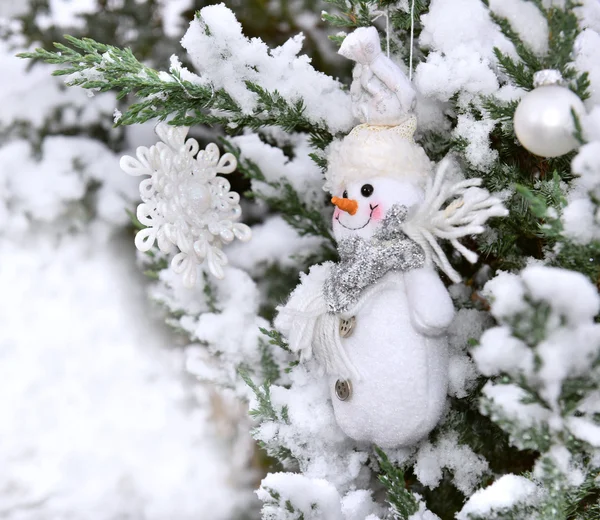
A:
[274, 263, 360, 379]
[274, 263, 331, 360]
[404, 267, 454, 337]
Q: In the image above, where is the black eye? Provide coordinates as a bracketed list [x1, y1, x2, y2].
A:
[342, 190, 348, 198]
[361, 184, 374, 197]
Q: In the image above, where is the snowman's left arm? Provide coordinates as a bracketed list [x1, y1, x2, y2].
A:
[403, 267, 455, 336]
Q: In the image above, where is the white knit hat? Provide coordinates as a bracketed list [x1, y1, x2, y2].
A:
[325, 115, 433, 194]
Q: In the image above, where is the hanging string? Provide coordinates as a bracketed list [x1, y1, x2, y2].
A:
[409, 0, 416, 81]
[371, 9, 390, 58]
[374, 2, 416, 78]
[385, 8, 390, 58]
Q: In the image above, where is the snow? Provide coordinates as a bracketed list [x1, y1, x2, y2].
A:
[480, 268, 600, 401]
[583, 106, 600, 142]
[258, 473, 343, 520]
[228, 216, 325, 275]
[577, 0, 600, 32]
[181, 4, 353, 133]
[574, 29, 600, 108]
[447, 355, 479, 398]
[447, 308, 490, 398]
[488, 0, 548, 56]
[0, 5, 256, 516]
[230, 132, 327, 209]
[521, 266, 600, 324]
[537, 325, 600, 404]
[561, 197, 600, 244]
[414, 93, 451, 133]
[481, 270, 527, 319]
[415, 47, 500, 105]
[416, 0, 514, 106]
[534, 445, 585, 487]
[568, 416, 600, 447]
[571, 141, 600, 194]
[453, 115, 499, 171]
[0, 136, 135, 231]
[474, 326, 535, 377]
[35, 0, 97, 30]
[419, 0, 513, 64]
[158, 0, 193, 37]
[408, 499, 441, 520]
[456, 474, 540, 520]
[155, 265, 269, 394]
[0, 231, 250, 519]
[481, 382, 551, 428]
[5, 0, 600, 517]
[414, 432, 489, 495]
[253, 364, 370, 491]
[340, 490, 387, 520]
[563, 107, 600, 244]
[257, 474, 389, 520]
[476, 265, 600, 457]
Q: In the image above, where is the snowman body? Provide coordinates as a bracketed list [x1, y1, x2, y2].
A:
[329, 271, 449, 448]
[325, 175, 454, 447]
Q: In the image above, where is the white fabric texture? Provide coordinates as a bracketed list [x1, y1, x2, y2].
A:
[329, 269, 453, 448]
[275, 263, 360, 380]
[276, 266, 453, 448]
[402, 158, 508, 282]
[325, 124, 432, 194]
[339, 26, 416, 126]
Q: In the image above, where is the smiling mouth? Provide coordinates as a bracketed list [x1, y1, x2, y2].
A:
[336, 204, 379, 230]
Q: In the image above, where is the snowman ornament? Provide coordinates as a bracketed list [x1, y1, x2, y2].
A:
[275, 27, 507, 448]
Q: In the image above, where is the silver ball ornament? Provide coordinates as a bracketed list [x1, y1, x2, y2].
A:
[513, 85, 585, 158]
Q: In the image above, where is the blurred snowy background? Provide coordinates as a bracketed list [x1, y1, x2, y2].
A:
[0, 1, 269, 518]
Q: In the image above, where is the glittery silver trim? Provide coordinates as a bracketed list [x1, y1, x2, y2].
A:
[323, 204, 425, 314]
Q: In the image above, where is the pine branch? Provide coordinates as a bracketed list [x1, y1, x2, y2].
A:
[260, 327, 292, 353]
[572, 109, 586, 145]
[222, 140, 336, 244]
[202, 272, 220, 314]
[18, 36, 335, 137]
[544, 1, 581, 77]
[490, 13, 541, 90]
[375, 447, 419, 519]
[259, 339, 281, 385]
[260, 488, 307, 520]
[481, 97, 519, 123]
[323, 0, 429, 64]
[322, 0, 376, 30]
[239, 369, 282, 423]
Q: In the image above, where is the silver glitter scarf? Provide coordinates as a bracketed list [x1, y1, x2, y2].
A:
[323, 204, 425, 314]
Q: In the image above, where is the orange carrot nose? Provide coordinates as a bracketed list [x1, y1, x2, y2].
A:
[332, 196, 358, 215]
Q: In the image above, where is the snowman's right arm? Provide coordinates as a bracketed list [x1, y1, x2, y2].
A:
[274, 262, 333, 359]
[274, 262, 360, 380]
[404, 266, 455, 337]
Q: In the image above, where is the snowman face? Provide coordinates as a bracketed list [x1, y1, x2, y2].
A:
[332, 177, 424, 242]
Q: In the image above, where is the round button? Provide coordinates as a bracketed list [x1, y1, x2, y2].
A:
[339, 316, 356, 338]
[334, 379, 352, 401]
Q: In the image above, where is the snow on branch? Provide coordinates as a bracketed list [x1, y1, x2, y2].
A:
[19, 5, 353, 137]
[181, 4, 353, 134]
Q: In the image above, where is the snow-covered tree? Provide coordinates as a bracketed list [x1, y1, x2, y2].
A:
[16, 0, 600, 518]
[0, 2, 267, 518]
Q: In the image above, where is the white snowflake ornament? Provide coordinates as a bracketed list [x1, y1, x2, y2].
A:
[120, 123, 251, 287]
